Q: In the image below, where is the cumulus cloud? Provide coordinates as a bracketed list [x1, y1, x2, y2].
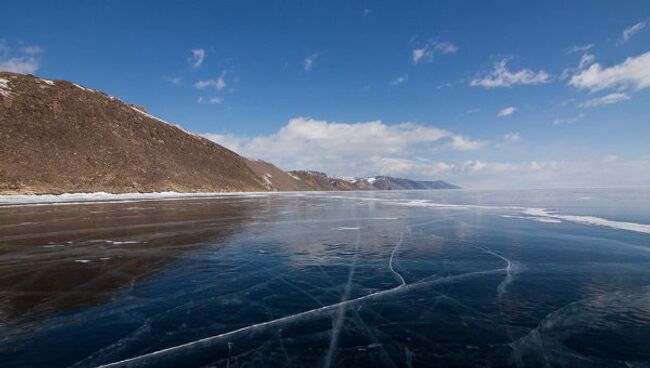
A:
[569, 51, 650, 92]
[412, 40, 457, 64]
[371, 157, 453, 178]
[580, 92, 630, 108]
[202, 117, 485, 176]
[470, 59, 550, 88]
[303, 53, 318, 71]
[0, 40, 41, 74]
[622, 21, 646, 42]
[560, 51, 596, 80]
[503, 132, 520, 142]
[202, 118, 650, 188]
[194, 70, 227, 90]
[436, 135, 487, 152]
[497, 106, 517, 116]
[189, 48, 206, 69]
[390, 74, 408, 86]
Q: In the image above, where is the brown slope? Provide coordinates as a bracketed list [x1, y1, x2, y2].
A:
[244, 159, 312, 191]
[0, 72, 266, 194]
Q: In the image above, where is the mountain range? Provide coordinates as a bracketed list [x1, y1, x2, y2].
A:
[0, 72, 459, 194]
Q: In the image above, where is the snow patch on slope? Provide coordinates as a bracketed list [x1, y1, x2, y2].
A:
[0, 78, 12, 97]
[73, 83, 95, 92]
[262, 173, 274, 189]
[287, 172, 301, 181]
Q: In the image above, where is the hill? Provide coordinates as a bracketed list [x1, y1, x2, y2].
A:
[0, 72, 266, 194]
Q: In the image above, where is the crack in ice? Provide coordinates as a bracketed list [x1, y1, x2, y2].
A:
[97, 268, 506, 367]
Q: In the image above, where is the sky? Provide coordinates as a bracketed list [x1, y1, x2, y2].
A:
[1, 0, 649, 189]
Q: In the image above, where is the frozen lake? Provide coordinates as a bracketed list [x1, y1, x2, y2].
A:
[1, 189, 649, 367]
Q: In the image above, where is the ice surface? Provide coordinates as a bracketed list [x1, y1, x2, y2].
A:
[0, 191, 270, 206]
[2, 189, 650, 368]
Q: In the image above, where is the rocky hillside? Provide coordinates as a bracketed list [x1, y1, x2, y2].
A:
[287, 170, 359, 191]
[244, 159, 312, 191]
[287, 171, 459, 191]
[362, 176, 460, 190]
[0, 72, 266, 194]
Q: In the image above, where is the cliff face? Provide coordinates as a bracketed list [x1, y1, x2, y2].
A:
[0, 72, 266, 194]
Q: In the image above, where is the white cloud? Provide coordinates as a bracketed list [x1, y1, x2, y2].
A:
[21, 45, 43, 55]
[570, 44, 594, 53]
[371, 157, 453, 178]
[202, 117, 485, 176]
[578, 54, 595, 69]
[194, 70, 227, 90]
[197, 96, 225, 105]
[164, 76, 182, 85]
[431, 135, 487, 152]
[189, 48, 206, 69]
[470, 59, 550, 88]
[446, 135, 487, 151]
[569, 51, 650, 92]
[560, 52, 596, 80]
[497, 106, 516, 116]
[208, 96, 224, 104]
[412, 40, 457, 64]
[553, 113, 585, 125]
[303, 53, 318, 72]
[0, 41, 41, 74]
[390, 74, 408, 86]
[622, 21, 646, 42]
[503, 132, 520, 142]
[580, 93, 630, 108]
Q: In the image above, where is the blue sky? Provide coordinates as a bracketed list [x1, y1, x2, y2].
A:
[1, 0, 649, 188]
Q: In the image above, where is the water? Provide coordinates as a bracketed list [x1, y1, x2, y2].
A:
[1, 189, 649, 367]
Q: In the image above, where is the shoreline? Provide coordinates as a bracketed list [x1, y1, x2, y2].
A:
[1, 186, 648, 207]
